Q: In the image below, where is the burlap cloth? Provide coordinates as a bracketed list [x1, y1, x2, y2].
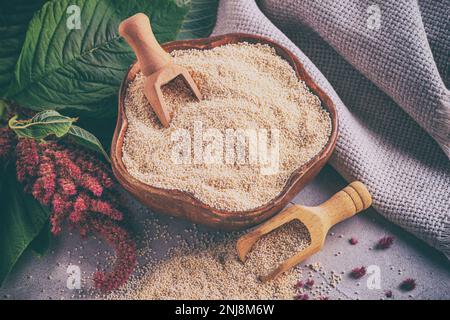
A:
[212, 0, 450, 257]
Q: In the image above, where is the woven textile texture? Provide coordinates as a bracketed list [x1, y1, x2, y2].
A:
[212, 0, 450, 257]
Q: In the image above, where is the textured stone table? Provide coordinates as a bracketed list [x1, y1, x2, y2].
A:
[1, 165, 449, 300]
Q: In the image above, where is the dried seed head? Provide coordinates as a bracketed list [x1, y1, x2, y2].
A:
[376, 236, 394, 249]
[305, 279, 315, 289]
[350, 266, 367, 279]
[399, 278, 416, 292]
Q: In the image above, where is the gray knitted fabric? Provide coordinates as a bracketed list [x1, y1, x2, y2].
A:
[212, 0, 450, 257]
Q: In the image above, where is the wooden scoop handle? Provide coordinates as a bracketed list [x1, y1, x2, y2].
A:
[259, 182, 372, 282]
[118, 13, 172, 76]
[236, 181, 373, 282]
[313, 181, 372, 228]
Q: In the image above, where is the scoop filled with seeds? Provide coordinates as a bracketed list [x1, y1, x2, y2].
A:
[238, 181, 372, 281]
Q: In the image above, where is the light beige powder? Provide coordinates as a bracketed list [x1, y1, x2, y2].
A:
[122, 43, 331, 211]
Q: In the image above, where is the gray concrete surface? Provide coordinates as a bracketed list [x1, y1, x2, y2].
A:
[1, 165, 449, 300]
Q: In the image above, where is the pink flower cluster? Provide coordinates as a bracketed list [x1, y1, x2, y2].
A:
[15, 138, 136, 291]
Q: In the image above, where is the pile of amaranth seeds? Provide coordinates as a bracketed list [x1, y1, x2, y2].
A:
[107, 215, 313, 300]
[122, 43, 332, 212]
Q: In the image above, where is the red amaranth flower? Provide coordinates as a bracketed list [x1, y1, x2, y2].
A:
[376, 236, 394, 249]
[0, 127, 16, 162]
[350, 266, 366, 279]
[53, 150, 82, 180]
[90, 218, 136, 292]
[15, 137, 39, 182]
[90, 199, 123, 221]
[69, 193, 90, 224]
[349, 237, 358, 245]
[51, 193, 71, 234]
[80, 173, 104, 197]
[74, 151, 114, 189]
[35, 155, 56, 205]
[15, 138, 136, 291]
[399, 278, 416, 291]
[58, 178, 77, 196]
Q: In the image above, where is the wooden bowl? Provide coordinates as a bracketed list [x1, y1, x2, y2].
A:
[111, 33, 338, 230]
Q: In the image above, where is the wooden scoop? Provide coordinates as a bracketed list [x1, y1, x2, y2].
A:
[118, 13, 202, 127]
[236, 181, 372, 282]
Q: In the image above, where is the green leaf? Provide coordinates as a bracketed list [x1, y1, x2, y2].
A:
[0, 100, 6, 121]
[9, 110, 110, 160]
[0, 165, 51, 285]
[77, 110, 117, 147]
[68, 125, 110, 161]
[9, 110, 77, 140]
[6, 0, 190, 117]
[177, 0, 219, 40]
[0, 0, 46, 96]
[29, 221, 52, 256]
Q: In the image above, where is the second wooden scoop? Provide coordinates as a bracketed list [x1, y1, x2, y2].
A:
[236, 181, 372, 282]
[119, 13, 202, 127]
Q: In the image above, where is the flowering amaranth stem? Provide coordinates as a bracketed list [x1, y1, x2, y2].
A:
[91, 218, 136, 291]
[15, 138, 136, 291]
